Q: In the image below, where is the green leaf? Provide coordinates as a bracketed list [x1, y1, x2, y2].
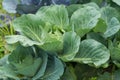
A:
[110, 47, 120, 62]
[100, 7, 120, 37]
[113, 61, 120, 68]
[112, 0, 120, 6]
[13, 14, 45, 43]
[71, 6, 100, 37]
[0, 55, 19, 79]
[73, 39, 110, 67]
[110, 47, 120, 68]
[104, 17, 120, 38]
[101, 6, 119, 22]
[116, 30, 120, 40]
[59, 31, 80, 61]
[93, 18, 107, 33]
[84, 2, 100, 10]
[41, 56, 64, 80]
[33, 48, 48, 80]
[36, 5, 69, 30]
[0, 64, 19, 79]
[0, 54, 9, 66]
[67, 4, 83, 17]
[5, 35, 40, 47]
[87, 32, 107, 46]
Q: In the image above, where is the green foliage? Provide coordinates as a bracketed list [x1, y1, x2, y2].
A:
[0, 46, 64, 79]
[59, 31, 80, 61]
[1, 0, 120, 79]
[100, 6, 120, 38]
[71, 5, 100, 37]
[73, 39, 110, 67]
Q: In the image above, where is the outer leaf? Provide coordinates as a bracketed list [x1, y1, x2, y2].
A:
[71, 6, 100, 37]
[100, 6, 119, 22]
[112, 0, 120, 6]
[59, 31, 80, 61]
[13, 14, 45, 43]
[41, 56, 64, 80]
[5, 35, 40, 46]
[0, 55, 19, 79]
[36, 5, 69, 30]
[0, 54, 9, 66]
[87, 32, 107, 46]
[116, 30, 120, 40]
[67, 4, 83, 17]
[111, 48, 120, 62]
[110, 47, 120, 68]
[84, 2, 100, 10]
[104, 17, 120, 38]
[0, 64, 19, 79]
[73, 39, 110, 67]
[100, 7, 120, 38]
[32, 47, 48, 79]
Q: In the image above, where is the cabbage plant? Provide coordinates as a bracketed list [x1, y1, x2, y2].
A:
[0, 45, 64, 79]
[1, 1, 120, 80]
